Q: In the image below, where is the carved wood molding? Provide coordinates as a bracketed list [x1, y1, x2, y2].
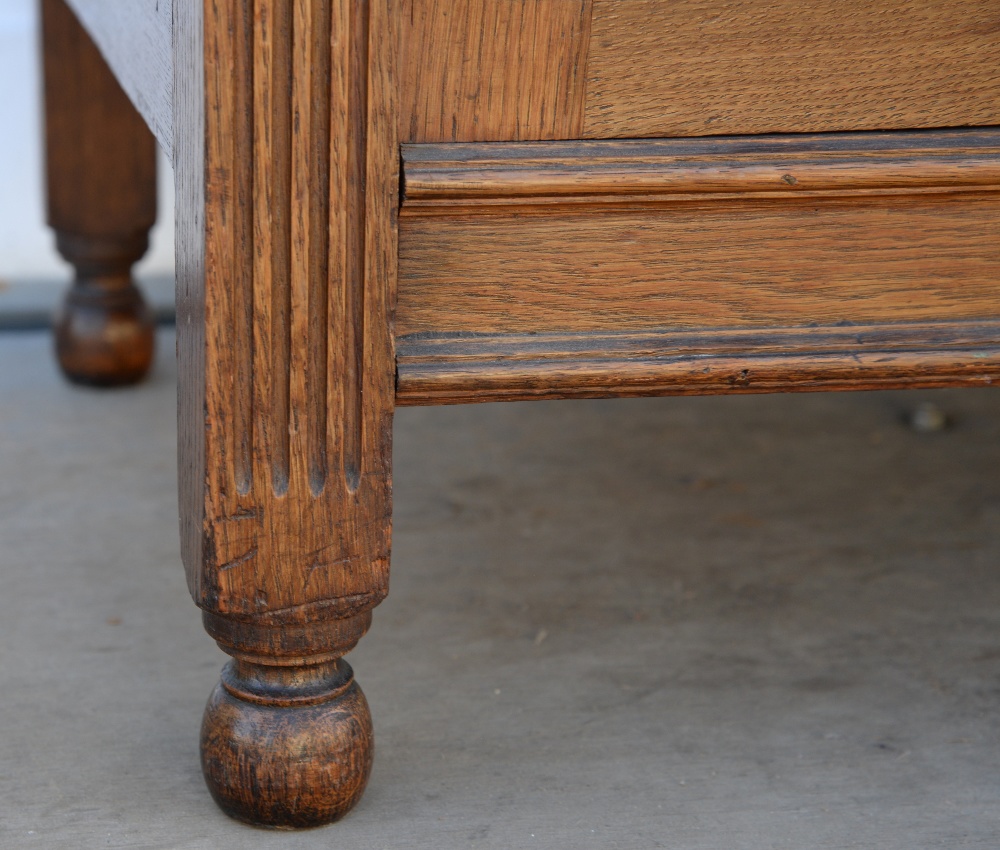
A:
[403, 130, 1000, 212]
[397, 130, 1000, 404]
[176, 0, 398, 625]
[397, 322, 1000, 405]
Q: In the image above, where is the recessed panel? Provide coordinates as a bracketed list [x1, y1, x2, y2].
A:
[584, 0, 1000, 138]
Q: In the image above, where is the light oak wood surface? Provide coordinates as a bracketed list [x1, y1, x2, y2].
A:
[172, 0, 398, 827]
[399, 0, 593, 142]
[399, 0, 1000, 143]
[177, 0, 396, 624]
[65, 0, 1000, 153]
[396, 322, 1000, 404]
[398, 132, 1000, 334]
[401, 198, 1000, 331]
[582, 0, 1000, 138]
[402, 131, 1000, 207]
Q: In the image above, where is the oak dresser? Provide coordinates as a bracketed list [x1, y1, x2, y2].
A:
[37, 0, 1000, 828]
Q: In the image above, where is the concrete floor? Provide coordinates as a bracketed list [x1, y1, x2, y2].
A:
[2, 329, 999, 849]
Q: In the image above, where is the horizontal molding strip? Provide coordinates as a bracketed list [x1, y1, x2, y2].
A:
[395, 321, 1000, 405]
[402, 128, 1000, 212]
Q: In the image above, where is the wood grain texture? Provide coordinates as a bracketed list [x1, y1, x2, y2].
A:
[398, 131, 1000, 402]
[65, 0, 173, 154]
[43, 0, 157, 385]
[400, 198, 1000, 333]
[399, 0, 593, 142]
[584, 0, 1000, 139]
[175, 0, 398, 828]
[44, 0, 158, 240]
[397, 322, 1000, 404]
[404, 130, 1000, 209]
[399, 132, 1000, 338]
[201, 657, 373, 828]
[176, 0, 398, 628]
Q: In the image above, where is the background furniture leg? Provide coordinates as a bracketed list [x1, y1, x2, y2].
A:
[41, 0, 156, 386]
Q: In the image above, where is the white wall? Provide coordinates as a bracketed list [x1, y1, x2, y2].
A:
[0, 0, 174, 284]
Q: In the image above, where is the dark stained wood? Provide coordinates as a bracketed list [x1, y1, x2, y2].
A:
[64, 0, 173, 155]
[201, 657, 373, 828]
[399, 0, 593, 142]
[42, 0, 157, 386]
[583, 0, 1000, 139]
[398, 132, 1000, 345]
[396, 322, 1000, 405]
[174, 0, 398, 828]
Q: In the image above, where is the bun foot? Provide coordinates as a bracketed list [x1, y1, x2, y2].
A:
[55, 281, 155, 386]
[53, 231, 155, 386]
[200, 657, 374, 829]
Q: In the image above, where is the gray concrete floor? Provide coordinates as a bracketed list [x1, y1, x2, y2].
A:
[2, 329, 1000, 849]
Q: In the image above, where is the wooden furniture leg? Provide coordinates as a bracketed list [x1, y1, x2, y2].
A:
[174, 0, 398, 828]
[41, 0, 157, 386]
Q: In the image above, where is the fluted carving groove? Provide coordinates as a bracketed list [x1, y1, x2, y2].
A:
[192, 0, 397, 618]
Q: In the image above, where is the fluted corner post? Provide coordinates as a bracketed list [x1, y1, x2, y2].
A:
[41, 0, 157, 386]
[173, 0, 398, 828]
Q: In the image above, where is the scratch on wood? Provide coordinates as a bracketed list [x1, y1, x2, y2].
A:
[303, 555, 356, 592]
[224, 506, 262, 522]
[220, 548, 259, 572]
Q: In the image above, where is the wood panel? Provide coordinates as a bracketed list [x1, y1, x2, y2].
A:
[397, 131, 1000, 402]
[400, 199, 1000, 333]
[584, 0, 1000, 139]
[399, 0, 593, 142]
[176, 0, 397, 623]
[399, 131, 1000, 335]
[66, 0, 1000, 154]
[66, 0, 172, 154]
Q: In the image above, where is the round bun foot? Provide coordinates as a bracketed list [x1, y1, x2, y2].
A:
[55, 281, 155, 386]
[200, 658, 374, 829]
